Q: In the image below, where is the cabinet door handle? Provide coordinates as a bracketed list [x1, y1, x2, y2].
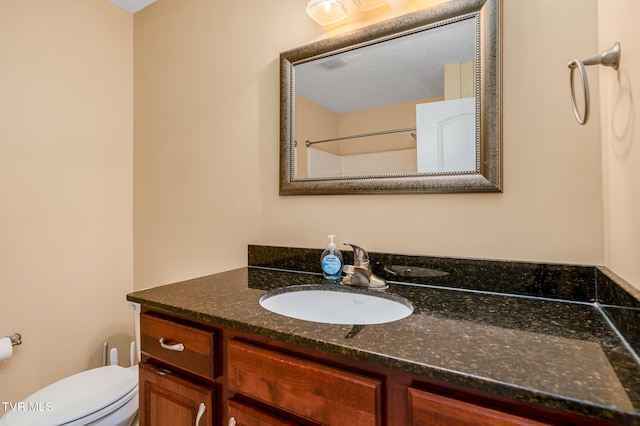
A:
[159, 337, 185, 352]
[228, 416, 237, 426]
[195, 402, 206, 425]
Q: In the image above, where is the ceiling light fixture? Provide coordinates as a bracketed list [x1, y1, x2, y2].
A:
[306, 0, 349, 26]
[306, 0, 390, 26]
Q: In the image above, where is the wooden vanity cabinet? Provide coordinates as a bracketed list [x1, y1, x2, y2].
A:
[139, 312, 218, 426]
[138, 308, 610, 426]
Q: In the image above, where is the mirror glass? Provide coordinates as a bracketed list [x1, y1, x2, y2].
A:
[280, 0, 501, 194]
[297, 18, 476, 178]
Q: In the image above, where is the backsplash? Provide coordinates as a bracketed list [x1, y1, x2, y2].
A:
[248, 245, 640, 356]
[248, 245, 596, 300]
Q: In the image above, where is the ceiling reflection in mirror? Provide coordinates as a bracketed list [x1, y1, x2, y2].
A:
[280, 0, 501, 194]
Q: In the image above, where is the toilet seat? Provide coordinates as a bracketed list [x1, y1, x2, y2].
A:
[0, 365, 138, 426]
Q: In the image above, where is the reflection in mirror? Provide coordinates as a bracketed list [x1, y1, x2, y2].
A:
[280, 0, 501, 194]
[296, 17, 477, 179]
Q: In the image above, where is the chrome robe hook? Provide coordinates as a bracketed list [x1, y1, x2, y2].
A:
[568, 42, 621, 125]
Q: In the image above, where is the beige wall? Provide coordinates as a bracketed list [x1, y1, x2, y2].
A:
[0, 0, 133, 404]
[598, 0, 640, 289]
[134, 0, 605, 291]
[132, 0, 296, 287]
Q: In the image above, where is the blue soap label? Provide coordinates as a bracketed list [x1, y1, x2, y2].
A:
[322, 255, 341, 275]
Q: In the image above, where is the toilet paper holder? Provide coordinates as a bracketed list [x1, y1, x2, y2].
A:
[6, 333, 22, 346]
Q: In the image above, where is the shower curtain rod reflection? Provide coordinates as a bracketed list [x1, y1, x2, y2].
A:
[305, 127, 416, 147]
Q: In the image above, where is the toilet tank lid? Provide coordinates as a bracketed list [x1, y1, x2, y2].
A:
[0, 365, 137, 426]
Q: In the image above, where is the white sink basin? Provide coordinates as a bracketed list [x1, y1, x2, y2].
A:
[259, 285, 413, 325]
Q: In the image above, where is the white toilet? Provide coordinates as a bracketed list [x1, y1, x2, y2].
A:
[0, 364, 138, 426]
[1, 304, 140, 426]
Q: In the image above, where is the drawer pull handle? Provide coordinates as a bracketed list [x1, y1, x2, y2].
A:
[228, 416, 237, 426]
[195, 402, 206, 425]
[159, 337, 185, 352]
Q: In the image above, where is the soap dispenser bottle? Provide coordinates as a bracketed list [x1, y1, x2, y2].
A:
[321, 235, 343, 281]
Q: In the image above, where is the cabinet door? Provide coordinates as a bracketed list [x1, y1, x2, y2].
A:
[228, 399, 299, 426]
[408, 387, 550, 426]
[140, 362, 214, 426]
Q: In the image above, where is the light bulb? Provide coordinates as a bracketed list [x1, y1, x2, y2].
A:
[306, 0, 348, 26]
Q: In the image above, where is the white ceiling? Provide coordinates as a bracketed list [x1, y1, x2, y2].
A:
[296, 17, 476, 114]
[107, 0, 156, 13]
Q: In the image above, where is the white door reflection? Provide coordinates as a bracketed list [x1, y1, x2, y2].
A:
[416, 97, 476, 173]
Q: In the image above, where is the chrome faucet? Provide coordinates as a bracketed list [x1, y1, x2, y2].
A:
[341, 244, 388, 290]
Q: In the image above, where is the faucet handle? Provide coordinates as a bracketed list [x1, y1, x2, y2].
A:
[344, 243, 369, 268]
[342, 246, 388, 290]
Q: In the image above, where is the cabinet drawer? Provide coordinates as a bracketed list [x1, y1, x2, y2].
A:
[408, 387, 550, 426]
[228, 399, 298, 426]
[141, 313, 216, 380]
[228, 340, 381, 426]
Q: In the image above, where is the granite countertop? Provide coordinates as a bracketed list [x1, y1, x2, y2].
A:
[127, 247, 640, 425]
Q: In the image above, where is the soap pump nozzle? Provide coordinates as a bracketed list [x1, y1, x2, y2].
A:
[327, 234, 337, 250]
